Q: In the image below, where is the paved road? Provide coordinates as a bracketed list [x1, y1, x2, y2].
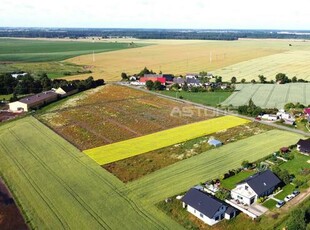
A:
[117, 82, 310, 137]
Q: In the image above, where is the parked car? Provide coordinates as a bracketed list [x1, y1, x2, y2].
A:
[284, 195, 294, 202]
[276, 200, 286, 208]
[292, 190, 300, 197]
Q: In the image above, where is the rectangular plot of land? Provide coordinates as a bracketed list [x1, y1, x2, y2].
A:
[84, 116, 250, 165]
[127, 130, 304, 203]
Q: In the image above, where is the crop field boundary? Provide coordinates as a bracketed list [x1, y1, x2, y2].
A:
[0, 117, 182, 229]
[84, 115, 250, 165]
[222, 83, 310, 109]
[127, 129, 304, 204]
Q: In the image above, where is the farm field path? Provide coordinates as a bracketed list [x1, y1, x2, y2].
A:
[0, 117, 182, 229]
[84, 115, 250, 165]
[127, 129, 304, 204]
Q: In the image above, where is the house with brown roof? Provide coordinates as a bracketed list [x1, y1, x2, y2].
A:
[9, 91, 58, 112]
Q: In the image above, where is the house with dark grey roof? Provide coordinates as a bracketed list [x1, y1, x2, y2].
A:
[55, 84, 78, 97]
[182, 188, 236, 226]
[231, 170, 281, 205]
[297, 138, 310, 155]
[9, 91, 58, 112]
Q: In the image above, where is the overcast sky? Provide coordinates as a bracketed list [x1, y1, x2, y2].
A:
[0, 0, 309, 30]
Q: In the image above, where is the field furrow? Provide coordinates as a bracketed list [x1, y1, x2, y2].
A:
[222, 83, 310, 109]
[0, 117, 182, 229]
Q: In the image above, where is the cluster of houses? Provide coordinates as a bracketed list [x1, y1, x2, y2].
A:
[129, 73, 228, 90]
[259, 109, 296, 125]
[8, 85, 78, 112]
[181, 138, 310, 226]
[181, 169, 281, 226]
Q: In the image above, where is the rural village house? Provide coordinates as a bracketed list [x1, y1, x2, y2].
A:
[296, 138, 310, 155]
[231, 170, 281, 205]
[9, 90, 58, 112]
[139, 77, 166, 85]
[182, 188, 236, 226]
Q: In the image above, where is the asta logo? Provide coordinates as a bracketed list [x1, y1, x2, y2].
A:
[170, 106, 219, 117]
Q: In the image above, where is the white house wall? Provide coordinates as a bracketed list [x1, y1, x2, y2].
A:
[186, 205, 226, 226]
[9, 102, 29, 112]
[231, 183, 257, 205]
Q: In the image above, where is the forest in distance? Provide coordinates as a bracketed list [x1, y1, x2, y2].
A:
[2, 28, 310, 40]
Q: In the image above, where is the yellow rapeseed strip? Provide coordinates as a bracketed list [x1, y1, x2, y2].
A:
[84, 115, 249, 165]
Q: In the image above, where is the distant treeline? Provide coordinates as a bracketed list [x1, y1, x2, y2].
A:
[1, 28, 310, 40]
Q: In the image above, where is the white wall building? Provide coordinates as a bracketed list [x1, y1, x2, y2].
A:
[182, 188, 235, 226]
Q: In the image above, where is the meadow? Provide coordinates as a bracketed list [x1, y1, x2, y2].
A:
[84, 115, 249, 165]
[39, 84, 217, 150]
[0, 61, 90, 79]
[159, 90, 232, 107]
[214, 50, 310, 82]
[66, 39, 305, 81]
[0, 117, 181, 229]
[0, 38, 144, 62]
[127, 130, 304, 204]
[221, 83, 310, 108]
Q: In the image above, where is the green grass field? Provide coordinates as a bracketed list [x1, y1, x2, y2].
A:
[0, 39, 145, 62]
[159, 91, 232, 107]
[279, 151, 310, 181]
[221, 83, 310, 109]
[0, 117, 181, 229]
[127, 130, 304, 204]
[0, 61, 90, 79]
[84, 116, 250, 165]
[275, 184, 295, 200]
[221, 171, 255, 190]
[262, 199, 277, 210]
[214, 50, 310, 81]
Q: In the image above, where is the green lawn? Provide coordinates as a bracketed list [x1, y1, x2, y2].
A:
[279, 151, 310, 180]
[159, 90, 232, 107]
[221, 171, 255, 190]
[0, 94, 12, 101]
[127, 130, 303, 204]
[0, 117, 181, 229]
[0, 38, 146, 62]
[262, 199, 277, 210]
[275, 184, 295, 200]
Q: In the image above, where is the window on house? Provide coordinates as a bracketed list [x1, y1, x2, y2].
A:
[245, 185, 248, 190]
[215, 216, 219, 220]
[194, 209, 196, 213]
[200, 213, 204, 218]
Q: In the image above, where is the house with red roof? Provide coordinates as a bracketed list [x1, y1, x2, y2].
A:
[139, 77, 166, 85]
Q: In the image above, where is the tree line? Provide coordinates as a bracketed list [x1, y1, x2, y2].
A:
[0, 73, 104, 101]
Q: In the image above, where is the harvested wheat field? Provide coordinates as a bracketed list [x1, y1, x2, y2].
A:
[39, 84, 217, 150]
[65, 39, 301, 81]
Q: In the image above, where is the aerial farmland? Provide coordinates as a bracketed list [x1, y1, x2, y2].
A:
[1, 34, 310, 230]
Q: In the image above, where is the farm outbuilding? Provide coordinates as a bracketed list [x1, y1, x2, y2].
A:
[208, 139, 222, 147]
[55, 85, 78, 97]
[9, 91, 58, 112]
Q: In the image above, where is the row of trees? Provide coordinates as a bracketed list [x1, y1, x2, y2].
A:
[231, 73, 308, 84]
[0, 73, 104, 101]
